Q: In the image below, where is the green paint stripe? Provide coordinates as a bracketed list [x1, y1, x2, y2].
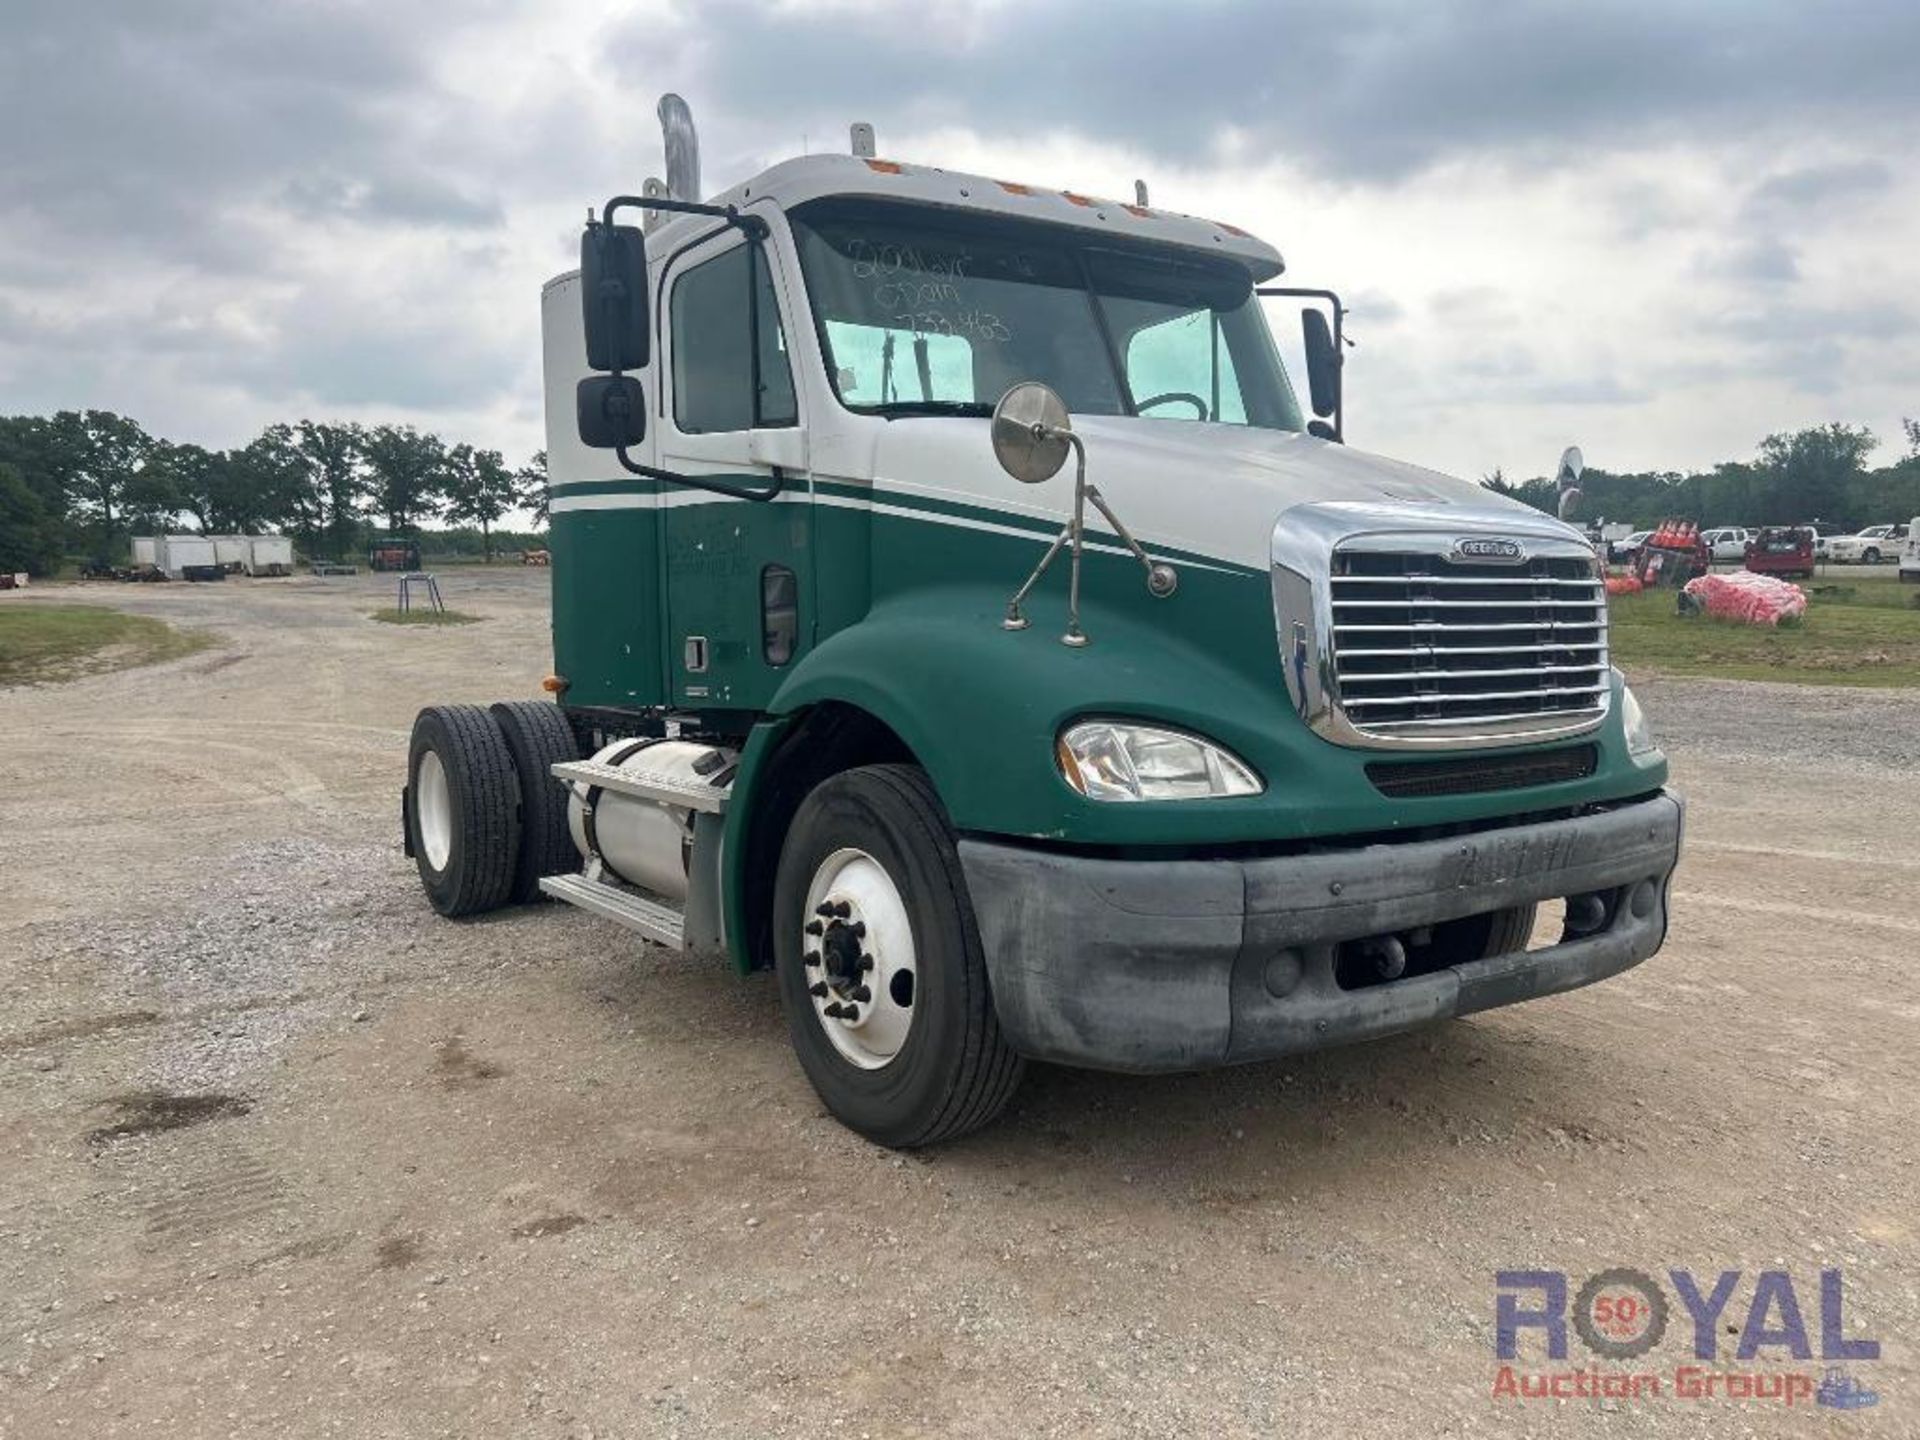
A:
[550, 477, 664, 498]
[552, 473, 1258, 578]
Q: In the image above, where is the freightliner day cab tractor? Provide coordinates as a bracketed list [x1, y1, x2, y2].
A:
[402, 101, 1682, 1147]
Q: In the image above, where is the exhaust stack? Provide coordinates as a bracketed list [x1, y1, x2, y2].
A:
[657, 93, 701, 203]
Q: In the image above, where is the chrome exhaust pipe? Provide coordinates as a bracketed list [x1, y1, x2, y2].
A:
[658, 93, 700, 203]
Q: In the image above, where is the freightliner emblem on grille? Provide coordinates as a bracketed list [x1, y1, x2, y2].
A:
[1450, 536, 1528, 563]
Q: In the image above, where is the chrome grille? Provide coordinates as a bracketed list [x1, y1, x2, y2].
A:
[1327, 546, 1608, 742]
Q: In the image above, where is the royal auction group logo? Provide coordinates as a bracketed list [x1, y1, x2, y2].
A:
[1494, 1268, 1881, 1410]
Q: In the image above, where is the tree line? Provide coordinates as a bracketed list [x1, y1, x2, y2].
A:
[0, 410, 549, 574]
[1486, 420, 1920, 532]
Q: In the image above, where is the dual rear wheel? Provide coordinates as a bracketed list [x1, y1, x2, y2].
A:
[404, 702, 578, 917]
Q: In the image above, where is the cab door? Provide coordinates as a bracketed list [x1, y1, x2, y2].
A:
[657, 230, 811, 711]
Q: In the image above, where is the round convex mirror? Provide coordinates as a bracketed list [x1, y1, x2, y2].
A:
[991, 382, 1072, 485]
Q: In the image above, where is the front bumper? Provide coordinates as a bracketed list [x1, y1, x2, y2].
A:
[960, 790, 1683, 1072]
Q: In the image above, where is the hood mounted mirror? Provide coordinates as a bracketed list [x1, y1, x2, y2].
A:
[990, 382, 1178, 646]
[1556, 445, 1584, 522]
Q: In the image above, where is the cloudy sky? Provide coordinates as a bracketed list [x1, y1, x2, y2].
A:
[4, 0, 1918, 489]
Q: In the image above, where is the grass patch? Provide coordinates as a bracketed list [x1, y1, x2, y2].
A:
[369, 607, 480, 626]
[1610, 573, 1920, 686]
[0, 603, 211, 687]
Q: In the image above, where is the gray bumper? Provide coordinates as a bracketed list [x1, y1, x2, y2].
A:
[960, 791, 1683, 1073]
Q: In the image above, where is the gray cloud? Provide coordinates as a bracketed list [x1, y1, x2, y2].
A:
[630, 0, 1920, 180]
[1743, 160, 1894, 218]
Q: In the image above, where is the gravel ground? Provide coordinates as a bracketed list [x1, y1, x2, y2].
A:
[0, 572, 1914, 1437]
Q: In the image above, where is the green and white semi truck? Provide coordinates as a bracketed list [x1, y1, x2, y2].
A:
[403, 107, 1682, 1147]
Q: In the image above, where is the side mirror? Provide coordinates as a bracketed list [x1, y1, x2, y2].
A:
[581, 222, 649, 372]
[1302, 309, 1342, 422]
[1555, 445, 1584, 522]
[576, 375, 646, 450]
[990, 382, 1072, 484]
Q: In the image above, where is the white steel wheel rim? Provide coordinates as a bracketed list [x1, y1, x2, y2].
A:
[801, 847, 917, 1070]
[417, 748, 453, 871]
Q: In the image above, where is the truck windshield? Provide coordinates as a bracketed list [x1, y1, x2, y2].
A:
[790, 201, 1303, 431]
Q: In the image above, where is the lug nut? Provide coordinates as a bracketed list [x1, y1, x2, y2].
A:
[842, 1005, 860, 1022]
[848, 921, 866, 939]
[805, 919, 824, 936]
[823, 1001, 845, 1018]
[815, 903, 836, 918]
[809, 982, 828, 998]
[858, 954, 875, 972]
[851, 985, 871, 1003]
[803, 949, 821, 967]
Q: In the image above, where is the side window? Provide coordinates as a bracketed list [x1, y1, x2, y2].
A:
[671, 243, 797, 433]
[1125, 310, 1248, 425]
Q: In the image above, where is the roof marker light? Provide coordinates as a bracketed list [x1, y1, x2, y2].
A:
[997, 180, 1034, 196]
[864, 159, 903, 174]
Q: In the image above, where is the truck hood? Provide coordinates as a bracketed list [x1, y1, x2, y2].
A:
[868, 417, 1569, 573]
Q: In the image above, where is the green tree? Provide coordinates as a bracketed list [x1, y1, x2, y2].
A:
[295, 420, 366, 561]
[516, 449, 549, 527]
[1753, 423, 1877, 528]
[0, 414, 76, 519]
[442, 444, 518, 560]
[361, 424, 446, 534]
[54, 410, 157, 542]
[0, 462, 63, 575]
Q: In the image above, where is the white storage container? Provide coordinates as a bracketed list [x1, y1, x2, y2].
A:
[158, 534, 219, 579]
[245, 536, 294, 576]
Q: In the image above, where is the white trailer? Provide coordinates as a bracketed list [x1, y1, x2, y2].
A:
[130, 536, 158, 566]
[212, 535, 250, 572]
[245, 536, 294, 576]
[157, 534, 221, 580]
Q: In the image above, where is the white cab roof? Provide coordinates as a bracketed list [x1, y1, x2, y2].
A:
[545, 152, 1286, 294]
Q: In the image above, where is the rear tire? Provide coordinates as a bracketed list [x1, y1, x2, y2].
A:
[405, 705, 519, 917]
[773, 765, 1024, 1148]
[1863, 548, 1882, 565]
[489, 700, 581, 904]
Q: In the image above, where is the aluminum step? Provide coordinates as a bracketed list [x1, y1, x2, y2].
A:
[539, 873, 686, 948]
[550, 758, 730, 814]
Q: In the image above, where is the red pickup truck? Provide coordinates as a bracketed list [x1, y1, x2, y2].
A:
[1744, 527, 1815, 579]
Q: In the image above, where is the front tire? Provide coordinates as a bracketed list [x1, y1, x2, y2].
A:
[1863, 548, 1882, 565]
[405, 705, 520, 917]
[773, 765, 1024, 1148]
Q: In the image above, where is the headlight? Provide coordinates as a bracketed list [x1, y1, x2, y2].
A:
[1056, 721, 1263, 801]
[1620, 682, 1658, 756]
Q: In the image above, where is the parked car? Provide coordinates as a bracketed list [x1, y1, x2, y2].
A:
[1899, 517, 1920, 583]
[1699, 527, 1756, 564]
[1608, 530, 1652, 565]
[1827, 524, 1909, 564]
[1744, 527, 1815, 579]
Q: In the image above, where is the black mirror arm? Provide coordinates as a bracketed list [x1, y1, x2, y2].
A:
[612, 447, 784, 503]
[600, 194, 767, 239]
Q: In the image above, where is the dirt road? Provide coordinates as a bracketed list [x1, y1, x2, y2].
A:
[1, 572, 1913, 1437]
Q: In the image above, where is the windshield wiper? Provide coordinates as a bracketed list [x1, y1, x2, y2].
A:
[865, 399, 994, 419]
